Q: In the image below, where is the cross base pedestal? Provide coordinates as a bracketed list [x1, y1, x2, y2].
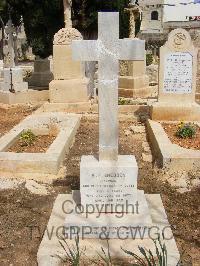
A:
[80, 155, 139, 212]
[37, 193, 180, 266]
[64, 190, 152, 239]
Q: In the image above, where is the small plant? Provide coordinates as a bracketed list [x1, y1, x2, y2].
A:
[59, 235, 85, 266]
[97, 240, 113, 266]
[121, 235, 171, 266]
[146, 54, 154, 66]
[176, 122, 196, 139]
[118, 97, 132, 105]
[19, 129, 36, 146]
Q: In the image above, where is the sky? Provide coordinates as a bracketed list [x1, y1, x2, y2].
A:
[138, 0, 200, 22]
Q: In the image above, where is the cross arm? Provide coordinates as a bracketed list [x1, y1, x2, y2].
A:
[72, 40, 99, 61]
[119, 39, 145, 61]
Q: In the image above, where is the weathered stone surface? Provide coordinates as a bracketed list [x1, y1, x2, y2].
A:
[49, 79, 89, 103]
[49, 28, 89, 103]
[52, 45, 84, 80]
[65, 191, 152, 239]
[146, 64, 158, 84]
[0, 67, 28, 92]
[130, 125, 146, 134]
[151, 28, 200, 121]
[63, 0, 72, 28]
[28, 58, 53, 88]
[142, 153, 153, 163]
[53, 28, 82, 45]
[37, 193, 180, 266]
[72, 12, 145, 161]
[80, 155, 138, 211]
[0, 89, 49, 104]
[25, 180, 48, 195]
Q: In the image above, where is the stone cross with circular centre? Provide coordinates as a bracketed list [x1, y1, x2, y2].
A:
[72, 12, 145, 161]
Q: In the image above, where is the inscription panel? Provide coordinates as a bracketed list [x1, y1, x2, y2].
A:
[163, 52, 193, 94]
[80, 155, 138, 211]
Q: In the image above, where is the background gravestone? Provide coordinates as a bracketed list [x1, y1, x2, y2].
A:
[151, 28, 200, 121]
[49, 28, 89, 103]
[28, 57, 53, 89]
[119, 59, 149, 98]
[0, 19, 28, 93]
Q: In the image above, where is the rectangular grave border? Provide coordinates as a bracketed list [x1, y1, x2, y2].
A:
[147, 119, 200, 171]
[0, 112, 81, 176]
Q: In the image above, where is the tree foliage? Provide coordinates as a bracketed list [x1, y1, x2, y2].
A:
[0, 0, 64, 58]
[0, 0, 130, 58]
[72, 0, 130, 38]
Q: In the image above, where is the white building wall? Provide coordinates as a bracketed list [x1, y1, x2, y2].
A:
[164, 0, 200, 22]
[139, 0, 200, 33]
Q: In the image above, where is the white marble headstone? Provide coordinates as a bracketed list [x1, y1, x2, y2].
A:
[158, 28, 198, 103]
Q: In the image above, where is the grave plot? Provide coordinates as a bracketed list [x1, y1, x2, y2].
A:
[0, 112, 80, 177]
[38, 13, 180, 266]
[1, 116, 199, 265]
[147, 119, 200, 172]
[147, 29, 200, 173]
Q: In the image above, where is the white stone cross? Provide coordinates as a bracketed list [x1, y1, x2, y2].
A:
[72, 12, 145, 161]
[5, 19, 15, 68]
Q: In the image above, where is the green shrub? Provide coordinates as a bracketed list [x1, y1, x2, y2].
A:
[118, 97, 132, 105]
[59, 235, 85, 266]
[20, 129, 36, 146]
[176, 122, 196, 139]
[146, 54, 154, 66]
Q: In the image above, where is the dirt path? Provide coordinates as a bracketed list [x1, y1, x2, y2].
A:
[0, 115, 199, 265]
[0, 105, 35, 136]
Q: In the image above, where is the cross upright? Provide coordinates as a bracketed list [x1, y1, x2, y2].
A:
[5, 19, 15, 68]
[72, 12, 145, 161]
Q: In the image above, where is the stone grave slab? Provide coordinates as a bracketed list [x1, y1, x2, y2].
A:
[0, 112, 80, 177]
[37, 193, 180, 266]
[64, 190, 152, 239]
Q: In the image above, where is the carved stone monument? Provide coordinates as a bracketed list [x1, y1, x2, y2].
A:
[0, 19, 28, 93]
[63, 0, 72, 28]
[49, 28, 89, 103]
[151, 28, 200, 121]
[119, 4, 149, 98]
